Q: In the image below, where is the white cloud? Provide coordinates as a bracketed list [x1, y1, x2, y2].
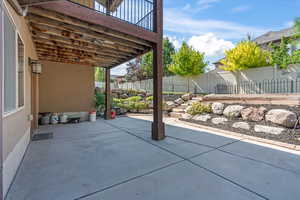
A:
[166, 35, 182, 49]
[111, 63, 129, 76]
[188, 33, 234, 57]
[231, 5, 251, 13]
[164, 8, 267, 40]
[197, 0, 222, 10]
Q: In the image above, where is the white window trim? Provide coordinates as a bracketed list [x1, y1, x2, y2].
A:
[2, 3, 26, 118]
[16, 32, 26, 110]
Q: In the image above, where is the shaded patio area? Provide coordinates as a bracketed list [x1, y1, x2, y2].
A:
[6, 117, 300, 200]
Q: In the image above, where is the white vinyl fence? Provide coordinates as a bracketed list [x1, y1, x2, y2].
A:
[114, 64, 300, 94]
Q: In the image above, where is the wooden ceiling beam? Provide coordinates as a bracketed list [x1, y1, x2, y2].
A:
[28, 6, 153, 47]
[31, 30, 140, 55]
[27, 15, 148, 51]
[34, 42, 129, 59]
[32, 36, 136, 58]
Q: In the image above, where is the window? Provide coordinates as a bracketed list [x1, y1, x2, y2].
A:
[18, 35, 25, 107]
[3, 11, 25, 114]
[4, 13, 16, 113]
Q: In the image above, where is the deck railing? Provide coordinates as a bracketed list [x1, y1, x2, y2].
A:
[94, 0, 154, 31]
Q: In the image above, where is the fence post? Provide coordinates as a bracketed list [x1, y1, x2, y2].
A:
[291, 80, 294, 93]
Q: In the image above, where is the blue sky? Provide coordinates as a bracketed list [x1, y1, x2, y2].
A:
[111, 0, 300, 75]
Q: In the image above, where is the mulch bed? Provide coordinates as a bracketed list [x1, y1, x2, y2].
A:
[180, 104, 300, 146]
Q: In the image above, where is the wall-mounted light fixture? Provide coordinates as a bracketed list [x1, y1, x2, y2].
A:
[29, 58, 42, 74]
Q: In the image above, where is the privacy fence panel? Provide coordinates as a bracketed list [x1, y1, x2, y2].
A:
[114, 65, 300, 94]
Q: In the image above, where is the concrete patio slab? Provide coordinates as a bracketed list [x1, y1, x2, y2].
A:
[5, 117, 300, 200]
[191, 150, 300, 200]
[220, 140, 300, 174]
[6, 124, 181, 200]
[82, 161, 264, 200]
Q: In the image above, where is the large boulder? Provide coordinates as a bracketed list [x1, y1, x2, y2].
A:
[232, 122, 250, 130]
[254, 125, 285, 135]
[265, 109, 298, 128]
[223, 105, 244, 118]
[165, 101, 176, 110]
[181, 113, 192, 120]
[192, 114, 212, 122]
[212, 117, 228, 125]
[211, 102, 225, 115]
[181, 93, 193, 101]
[174, 98, 185, 105]
[241, 106, 267, 122]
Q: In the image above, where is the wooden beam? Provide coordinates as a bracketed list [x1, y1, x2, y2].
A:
[7, 0, 25, 15]
[34, 42, 129, 59]
[31, 36, 135, 58]
[104, 67, 112, 119]
[37, 1, 158, 43]
[28, 6, 154, 46]
[152, 0, 165, 140]
[31, 30, 140, 55]
[27, 15, 148, 51]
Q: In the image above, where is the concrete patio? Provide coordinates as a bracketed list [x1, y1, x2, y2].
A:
[6, 116, 300, 200]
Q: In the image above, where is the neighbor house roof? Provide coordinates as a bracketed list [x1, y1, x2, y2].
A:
[254, 27, 295, 45]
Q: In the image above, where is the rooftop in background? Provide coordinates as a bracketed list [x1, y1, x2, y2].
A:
[254, 27, 296, 45]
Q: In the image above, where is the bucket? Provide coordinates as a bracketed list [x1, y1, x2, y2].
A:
[59, 114, 68, 124]
[41, 115, 50, 125]
[50, 114, 59, 125]
[89, 111, 96, 122]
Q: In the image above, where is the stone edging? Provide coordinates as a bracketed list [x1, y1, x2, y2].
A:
[177, 119, 300, 152]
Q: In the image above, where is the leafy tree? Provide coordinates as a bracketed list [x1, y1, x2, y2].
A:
[221, 41, 270, 72]
[168, 42, 207, 76]
[141, 37, 176, 78]
[95, 67, 104, 82]
[125, 56, 146, 81]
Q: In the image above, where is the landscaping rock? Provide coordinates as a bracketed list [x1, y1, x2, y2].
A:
[174, 98, 185, 105]
[184, 106, 192, 113]
[120, 94, 128, 99]
[165, 101, 176, 109]
[212, 117, 228, 125]
[232, 122, 250, 130]
[181, 93, 193, 101]
[254, 125, 285, 135]
[265, 109, 298, 128]
[241, 106, 267, 122]
[181, 113, 192, 120]
[169, 112, 182, 118]
[192, 114, 212, 122]
[223, 105, 244, 118]
[211, 102, 225, 115]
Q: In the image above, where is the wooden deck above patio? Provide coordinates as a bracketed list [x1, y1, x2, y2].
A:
[20, 0, 157, 67]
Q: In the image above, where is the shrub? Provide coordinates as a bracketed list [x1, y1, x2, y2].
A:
[187, 102, 212, 116]
[221, 41, 270, 71]
[146, 96, 153, 101]
[126, 96, 142, 102]
[95, 92, 105, 110]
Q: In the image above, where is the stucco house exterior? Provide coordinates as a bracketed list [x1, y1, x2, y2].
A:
[0, 0, 165, 198]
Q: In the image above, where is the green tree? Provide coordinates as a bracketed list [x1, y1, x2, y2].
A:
[95, 67, 104, 82]
[168, 42, 207, 92]
[141, 37, 176, 78]
[168, 42, 207, 76]
[221, 41, 270, 72]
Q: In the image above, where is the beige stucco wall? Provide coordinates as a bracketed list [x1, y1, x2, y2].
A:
[39, 61, 95, 113]
[3, 1, 37, 161]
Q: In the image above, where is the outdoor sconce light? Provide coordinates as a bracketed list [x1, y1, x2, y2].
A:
[29, 58, 42, 74]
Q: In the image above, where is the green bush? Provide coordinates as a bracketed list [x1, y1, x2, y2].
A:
[126, 96, 142, 102]
[187, 102, 212, 116]
[146, 96, 153, 101]
[95, 92, 105, 110]
[113, 96, 149, 112]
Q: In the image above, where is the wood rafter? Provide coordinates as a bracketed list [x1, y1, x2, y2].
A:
[25, 5, 153, 67]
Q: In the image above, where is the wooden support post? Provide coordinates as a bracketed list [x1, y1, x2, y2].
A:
[104, 67, 111, 120]
[151, 0, 165, 140]
[106, 0, 111, 16]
